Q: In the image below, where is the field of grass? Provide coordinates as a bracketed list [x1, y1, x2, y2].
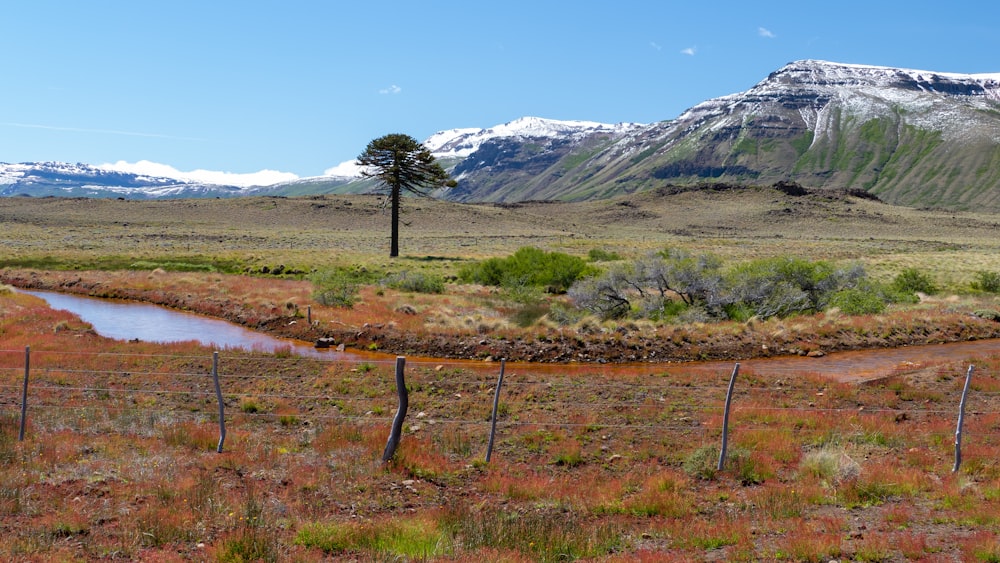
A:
[3, 288, 1000, 560]
[4, 186, 1000, 559]
[3, 186, 1000, 283]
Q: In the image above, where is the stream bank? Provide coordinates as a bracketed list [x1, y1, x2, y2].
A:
[5, 268, 1000, 365]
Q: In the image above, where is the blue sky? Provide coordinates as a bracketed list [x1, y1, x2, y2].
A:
[2, 1, 998, 185]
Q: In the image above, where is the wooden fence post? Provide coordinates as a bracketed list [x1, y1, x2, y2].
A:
[382, 356, 408, 463]
[718, 363, 740, 471]
[485, 359, 506, 463]
[953, 364, 974, 473]
[18, 346, 29, 441]
[212, 352, 226, 453]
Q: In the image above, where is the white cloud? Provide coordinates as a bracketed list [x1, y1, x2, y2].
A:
[758, 27, 776, 39]
[649, 41, 662, 51]
[98, 160, 299, 188]
[681, 47, 696, 56]
[379, 84, 402, 95]
[323, 159, 365, 178]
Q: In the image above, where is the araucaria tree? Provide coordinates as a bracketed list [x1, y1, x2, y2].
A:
[357, 133, 455, 257]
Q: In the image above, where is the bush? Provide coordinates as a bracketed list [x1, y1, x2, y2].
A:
[724, 257, 866, 319]
[381, 271, 445, 294]
[972, 270, 1000, 293]
[892, 267, 938, 295]
[568, 249, 725, 321]
[567, 264, 634, 320]
[569, 252, 878, 322]
[459, 247, 594, 293]
[310, 267, 377, 308]
[800, 447, 860, 484]
[683, 445, 719, 480]
[828, 287, 887, 315]
[974, 309, 1000, 322]
[587, 248, 621, 262]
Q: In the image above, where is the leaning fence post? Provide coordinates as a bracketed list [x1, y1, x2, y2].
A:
[212, 351, 226, 453]
[18, 346, 29, 441]
[307, 305, 312, 325]
[485, 359, 507, 463]
[382, 356, 408, 463]
[718, 363, 740, 471]
[953, 364, 974, 473]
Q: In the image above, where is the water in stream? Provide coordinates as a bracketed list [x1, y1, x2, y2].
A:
[18, 289, 1000, 379]
[20, 289, 359, 360]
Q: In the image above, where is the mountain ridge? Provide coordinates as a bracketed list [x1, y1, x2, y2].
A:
[4, 60, 1000, 210]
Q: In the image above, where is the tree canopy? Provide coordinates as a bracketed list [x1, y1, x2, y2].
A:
[357, 134, 454, 257]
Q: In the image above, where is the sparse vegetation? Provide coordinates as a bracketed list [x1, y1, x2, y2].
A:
[4, 189, 1000, 559]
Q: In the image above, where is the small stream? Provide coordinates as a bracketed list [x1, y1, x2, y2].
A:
[17, 289, 1000, 379]
[20, 289, 362, 360]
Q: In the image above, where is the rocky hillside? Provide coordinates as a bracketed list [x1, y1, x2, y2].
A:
[432, 60, 1000, 209]
[5, 61, 1000, 210]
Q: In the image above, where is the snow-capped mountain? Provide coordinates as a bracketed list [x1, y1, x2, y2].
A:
[281, 116, 646, 200]
[675, 60, 1000, 144]
[441, 59, 999, 208]
[423, 116, 645, 159]
[5, 60, 1000, 209]
[0, 161, 246, 198]
[582, 59, 1000, 209]
[318, 116, 645, 177]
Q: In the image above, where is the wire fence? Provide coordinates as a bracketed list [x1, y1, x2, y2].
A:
[2, 346, 999, 471]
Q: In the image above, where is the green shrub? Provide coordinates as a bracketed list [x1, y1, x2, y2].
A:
[645, 298, 690, 321]
[972, 270, 1000, 293]
[587, 248, 621, 262]
[682, 445, 719, 480]
[722, 302, 756, 323]
[892, 267, 938, 295]
[828, 287, 887, 315]
[570, 252, 877, 322]
[459, 246, 594, 293]
[725, 257, 866, 319]
[381, 270, 445, 294]
[310, 267, 377, 308]
[974, 309, 1000, 322]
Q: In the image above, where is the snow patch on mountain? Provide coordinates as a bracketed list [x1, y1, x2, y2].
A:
[426, 116, 645, 158]
[323, 116, 646, 179]
[673, 59, 1000, 146]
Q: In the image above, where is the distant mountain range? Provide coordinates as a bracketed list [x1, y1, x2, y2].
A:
[4, 60, 1000, 210]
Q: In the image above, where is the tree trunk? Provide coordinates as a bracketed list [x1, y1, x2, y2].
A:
[390, 183, 400, 258]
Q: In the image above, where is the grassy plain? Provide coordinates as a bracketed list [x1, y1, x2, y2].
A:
[3, 186, 1000, 362]
[3, 186, 1000, 560]
[2, 185, 1000, 281]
